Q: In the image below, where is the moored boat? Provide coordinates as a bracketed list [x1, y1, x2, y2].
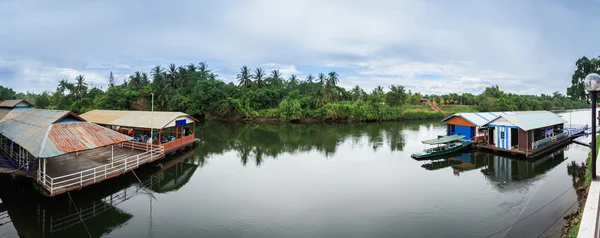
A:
[411, 135, 472, 159]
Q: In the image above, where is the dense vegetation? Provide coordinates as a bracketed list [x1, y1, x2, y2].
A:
[0, 61, 589, 121]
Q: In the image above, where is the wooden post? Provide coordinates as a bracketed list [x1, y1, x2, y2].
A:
[111, 145, 114, 168]
[38, 159, 41, 182]
[43, 158, 46, 185]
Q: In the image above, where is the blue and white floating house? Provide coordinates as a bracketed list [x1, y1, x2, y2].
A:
[478, 111, 571, 158]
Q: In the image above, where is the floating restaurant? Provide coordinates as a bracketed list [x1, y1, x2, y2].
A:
[0, 108, 166, 196]
[80, 110, 199, 154]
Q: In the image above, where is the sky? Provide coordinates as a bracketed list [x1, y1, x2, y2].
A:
[0, 0, 599, 95]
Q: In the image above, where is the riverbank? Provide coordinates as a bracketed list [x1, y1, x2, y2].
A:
[565, 135, 599, 237]
[209, 104, 478, 122]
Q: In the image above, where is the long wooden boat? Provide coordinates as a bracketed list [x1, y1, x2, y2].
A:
[411, 135, 472, 159]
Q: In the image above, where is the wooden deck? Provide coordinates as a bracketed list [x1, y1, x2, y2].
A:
[39, 142, 165, 196]
[477, 136, 574, 159]
[46, 147, 146, 177]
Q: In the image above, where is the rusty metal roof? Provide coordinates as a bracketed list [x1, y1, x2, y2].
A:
[0, 99, 33, 108]
[0, 109, 132, 158]
[80, 110, 198, 129]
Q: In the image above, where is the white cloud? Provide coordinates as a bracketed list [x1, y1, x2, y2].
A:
[0, 0, 597, 95]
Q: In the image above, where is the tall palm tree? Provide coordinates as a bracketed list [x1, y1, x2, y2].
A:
[288, 74, 299, 89]
[254, 68, 265, 88]
[198, 62, 211, 80]
[167, 63, 178, 89]
[58, 79, 70, 92]
[318, 73, 326, 85]
[129, 71, 142, 90]
[351, 85, 363, 101]
[268, 69, 282, 86]
[306, 74, 315, 83]
[74, 75, 87, 99]
[237, 66, 253, 88]
[141, 72, 150, 86]
[327, 71, 339, 87]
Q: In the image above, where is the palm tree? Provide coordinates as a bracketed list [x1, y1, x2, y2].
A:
[58, 79, 70, 92]
[267, 69, 282, 86]
[327, 71, 339, 87]
[74, 75, 87, 99]
[198, 62, 211, 80]
[313, 87, 327, 108]
[129, 71, 142, 90]
[141, 72, 150, 86]
[306, 74, 315, 83]
[254, 68, 265, 88]
[318, 73, 326, 85]
[237, 66, 253, 88]
[351, 85, 363, 101]
[167, 63, 178, 89]
[288, 74, 298, 89]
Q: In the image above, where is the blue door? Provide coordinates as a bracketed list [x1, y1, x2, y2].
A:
[454, 125, 473, 139]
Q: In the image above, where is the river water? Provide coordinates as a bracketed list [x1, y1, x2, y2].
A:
[0, 110, 592, 238]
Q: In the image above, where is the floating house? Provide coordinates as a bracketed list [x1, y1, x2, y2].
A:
[0, 105, 167, 196]
[477, 111, 571, 158]
[441, 112, 515, 140]
[80, 110, 199, 154]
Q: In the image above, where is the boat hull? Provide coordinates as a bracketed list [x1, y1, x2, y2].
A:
[411, 141, 472, 159]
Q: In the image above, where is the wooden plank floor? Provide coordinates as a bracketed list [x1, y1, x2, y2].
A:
[46, 146, 144, 178]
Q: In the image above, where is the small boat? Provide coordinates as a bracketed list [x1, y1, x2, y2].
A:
[411, 135, 472, 159]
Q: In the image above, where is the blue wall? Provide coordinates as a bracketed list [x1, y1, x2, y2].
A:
[454, 125, 473, 139]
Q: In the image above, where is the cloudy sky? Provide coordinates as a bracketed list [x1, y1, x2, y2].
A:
[0, 0, 598, 95]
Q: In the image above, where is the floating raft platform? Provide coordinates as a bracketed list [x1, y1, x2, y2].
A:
[0, 103, 200, 197]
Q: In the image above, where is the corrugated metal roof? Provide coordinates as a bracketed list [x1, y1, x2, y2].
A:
[80, 110, 198, 129]
[0, 109, 11, 121]
[442, 112, 516, 126]
[0, 109, 28, 123]
[0, 99, 33, 108]
[484, 111, 567, 131]
[0, 109, 132, 158]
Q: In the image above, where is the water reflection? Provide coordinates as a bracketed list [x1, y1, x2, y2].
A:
[0, 114, 590, 238]
[195, 121, 433, 166]
[420, 149, 569, 183]
[0, 149, 200, 238]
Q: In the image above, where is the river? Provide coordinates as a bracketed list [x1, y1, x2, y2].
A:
[0, 110, 592, 238]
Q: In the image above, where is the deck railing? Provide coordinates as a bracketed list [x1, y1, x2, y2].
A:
[162, 134, 195, 152]
[532, 131, 569, 149]
[39, 142, 164, 196]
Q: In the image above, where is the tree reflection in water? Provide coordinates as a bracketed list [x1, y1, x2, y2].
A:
[194, 121, 430, 167]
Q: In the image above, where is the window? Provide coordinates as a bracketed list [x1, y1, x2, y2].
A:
[500, 132, 505, 140]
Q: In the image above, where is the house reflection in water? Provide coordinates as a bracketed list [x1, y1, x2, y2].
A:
[0, 149, 201, 238]
[420, 148, 568, 182]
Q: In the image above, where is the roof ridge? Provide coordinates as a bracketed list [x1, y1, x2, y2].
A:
[38, 124, 54, 158]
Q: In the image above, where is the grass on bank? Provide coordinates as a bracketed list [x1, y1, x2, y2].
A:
[567, 135, 600, 237]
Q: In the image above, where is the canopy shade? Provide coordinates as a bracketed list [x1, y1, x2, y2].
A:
[421, 135, 465, 145]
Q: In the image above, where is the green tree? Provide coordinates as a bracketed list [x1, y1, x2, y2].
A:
[254, 68, 265, 88]
[385, 85, 407, 106]
[237, 66, 253, 88]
